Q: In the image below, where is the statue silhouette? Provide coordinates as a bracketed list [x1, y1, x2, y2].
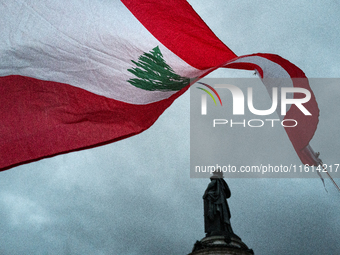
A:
[203, 170, 234, 237]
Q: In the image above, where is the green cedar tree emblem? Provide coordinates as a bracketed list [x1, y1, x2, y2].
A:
[127, 46, 191, 91]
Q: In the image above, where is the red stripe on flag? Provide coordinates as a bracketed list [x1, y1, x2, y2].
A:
[0, 75, 188, 171]
[254, 54, 319, 153]
[222, 53, 320, 165]
[121, 0, 237, 70]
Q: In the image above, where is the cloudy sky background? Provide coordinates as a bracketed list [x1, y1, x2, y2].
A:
[1, 1, 340, 254]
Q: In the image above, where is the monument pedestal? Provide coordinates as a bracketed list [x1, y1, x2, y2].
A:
[188, 235, 254, 255]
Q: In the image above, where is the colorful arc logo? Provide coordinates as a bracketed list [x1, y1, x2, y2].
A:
[196, 82, 222, 106]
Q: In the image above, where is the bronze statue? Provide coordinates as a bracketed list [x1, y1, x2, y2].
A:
[190, 169, 254, 254]
[203, 169, 234, 237]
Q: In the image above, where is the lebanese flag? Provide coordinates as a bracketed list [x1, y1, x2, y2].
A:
[223, 54, 320, 166]
[0, 0, 319, 171]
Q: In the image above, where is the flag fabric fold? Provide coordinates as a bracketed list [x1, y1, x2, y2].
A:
[0, 0, 321, 171]
[221, 53, 320, 166]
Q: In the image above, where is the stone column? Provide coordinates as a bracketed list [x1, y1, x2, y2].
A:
[188, 235, 253, 255]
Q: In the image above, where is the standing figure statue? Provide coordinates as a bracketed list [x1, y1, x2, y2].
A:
[190, 169, 254, 254]
[203, 169, 234, 237]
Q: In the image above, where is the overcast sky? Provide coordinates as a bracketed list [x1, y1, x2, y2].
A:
[1, 1, 340, 254]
